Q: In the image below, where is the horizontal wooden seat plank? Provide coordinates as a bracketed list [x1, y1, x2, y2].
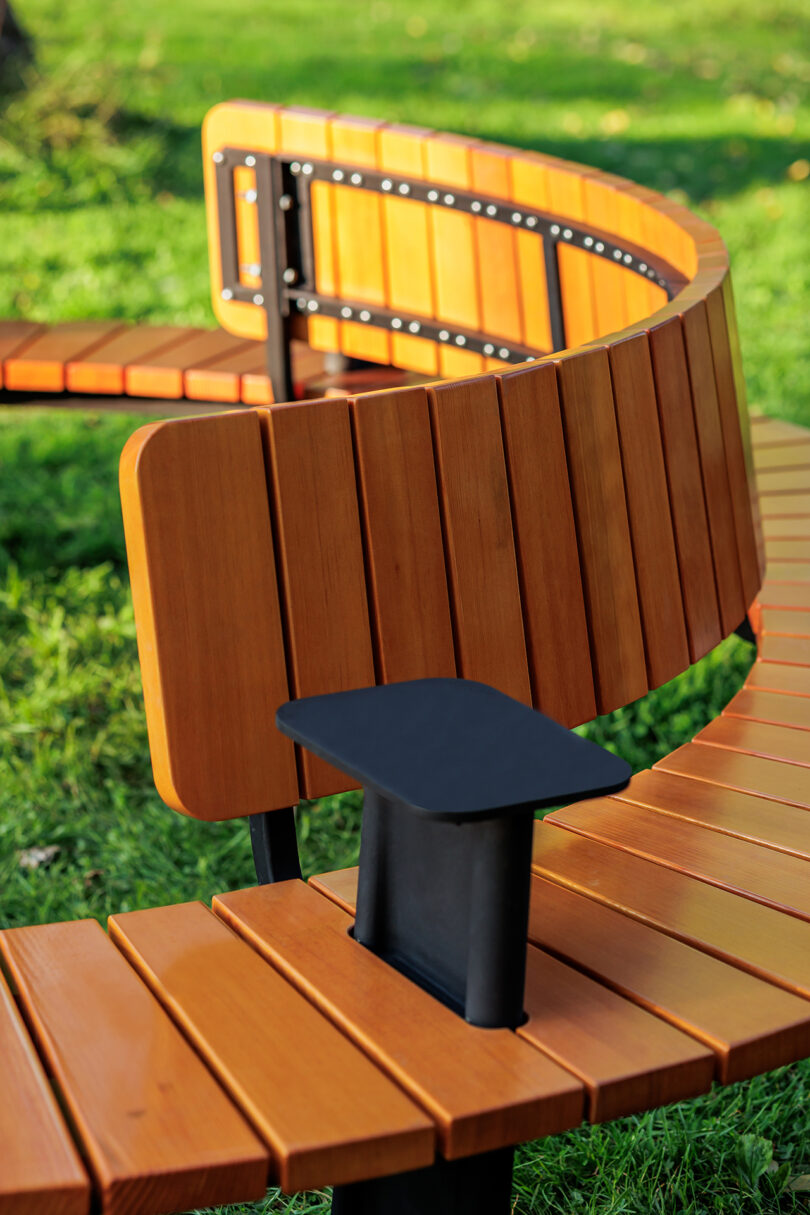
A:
[531, 822, 810, 1000]
[108, 901, 434, 1192]
[213, 881, 584, 1159]
[612, 766, 810, 858]
[184, 340, 266, 402]
[0, 968, 90, 1215]
[760, 495, 810, 519]
[0, 919, 268, 1215]
[759, 636, 810, 665]
[757, 469, 810, 494]
[746, 661, 810, 697]
[759, 608, 810, 636]
[658, 740, 810, 807]
[723, 687, 810, 730]
[762, 516, 810, 538]
[754, 442, 810, 471]
[65, 327, 199, 395]
[0, 320, 46, 385]
[762, 539, 810, 562]
[4, 322, 127, 392]
[750, 419, 810, 447]
[757, 580, 810, 610]
[696, 717, 810, 766]
[547, 796, 810, 920]
[306, 867, 714, 1122]
[765, 562, 810, 582]
[125, 330, 254, 398]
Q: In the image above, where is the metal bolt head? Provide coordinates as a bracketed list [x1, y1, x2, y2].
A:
[245, 189, 258, 204]
[427, 189, 439, 202]
[290, 161, 302, 174]
[307, 299, 319, 311]
[398, 183, 411, 195]
[563, 228, 573, 240]
[296, 297, 307, 311]
[221, 288, 233, 300]
[499, 347, 510, 359]
[584, 236, 594, 248]
[455, 334, 466, 346]
[245, 155, 256, 167]
[278, 193, 294, 211]
[551, 224, 560, 236]
[282, 267, 298, 285]
[391, 317, 402, 329]
[212, 151, 224, 164]
[350, 172, 363, 185]
[253, 293, 264, 306]
[486, 204, 497, 217]
[512, 211, 522, 224]
[595, 241, 605, 253]
[471, 200, 482, 213]
[341, 306, 353, 319]
[483, 343, 495, 356]
[438, 329, 450, 341]
[444, 193, 455, 206]
[302, 163, 314, 175]
[381, 179, 393, 192]
[332, 168, 345, 182]
[526, 215, 537, 228]
[408, 321, 421, 334]
[359, 309, 371, 322]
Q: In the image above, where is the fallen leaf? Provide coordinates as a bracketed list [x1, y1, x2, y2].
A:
[19, 844, 61, 870]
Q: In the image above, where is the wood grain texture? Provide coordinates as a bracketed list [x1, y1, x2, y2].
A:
[0, 920, 268, 1215]
[214, 881, 584, 1159]
[0, 320, 46, 387]
[119, 410, 298, 820]
[746, 661, 810, 697]
[612, 766, 810, 859]
[4, 322, 126, 392]
[428, 375, 531, 703]
[648, 315, 722, 660]
[608, 333, 690, 687]
[0, 967, 89, 1215]
[531, 822, 810, 1000]
[125, 329, 252, 398]
[582, 174, 631, 338]
[184, 340, 267, 403]
[695, 718, 810, 766]
[470, 143, 524, 354]
[260, 399, 376, 797]
[555, 347, 648, 712]
[350, 386, 455, 683]
[65, 326, 198, 395]
[724, 688, 810, 730]
[544, 160, 597, 348]
[108, 900, 434, 1192]
[658, 741, 810, 807]
[497, 362, 596, 725]
[508, 155, 552, 353]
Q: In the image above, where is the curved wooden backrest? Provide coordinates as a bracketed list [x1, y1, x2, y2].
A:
[118, 103, 763, 822]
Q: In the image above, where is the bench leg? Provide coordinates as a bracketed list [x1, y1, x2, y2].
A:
[249, 806, 301, 883]
[331, 1145, 514, 1215]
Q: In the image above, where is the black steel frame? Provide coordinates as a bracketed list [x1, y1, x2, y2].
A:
[213, 146, 688, 403]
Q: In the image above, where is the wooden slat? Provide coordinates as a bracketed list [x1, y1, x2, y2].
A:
[695, 717, 810, 766]
[759, 636, 810, 665]
[548, 796, 810, 920]
[213, 881, 584, 1159]
[758, 580, 810, 609]
[350, 386, 455, 683]
[555, 347, 648, 711]
[750, 418, 810, 447]
[0, 320, 46, 386]
[0, 968, 89, 1215]
[760, 496, 810, 520]
[544, 161, 597, 348]
[233, 164, 261, 290]
[608, 333, 690, 687]
[724, 687, 810, 730]
[306, 867, 714, 1123]
[329, 115, 390, 365]
[428, 375, 531, 703]
[4, 322, 126, 392]
[509, 155, 552, 353]
[754, 443, 810, 471]
[531, 823, 810, 999]
[763, 516, 810, 538]
[119, 410, 298, 820]
[470, 144, 523, 356]
[0, 920, 268, 1215]
[424, 133, 484, 377]
[260, 399, 376, 797]
[184, 340, 267, 403]
[766, 562, 810, 582]
[582, 175, 630, 338]
[746, 662, 810, 697]
[108, 901, 434, 1193]
[497, 362, 596, 725]
[613, 766, 810, 859]
[65, 326, 198, 395]
[657, 741, 810, 808]
[648, 316, 722, 659]
[377, 124, 439, 375]
[125, 330, 252, 398]
[763, 539, 810, 561]
[720, 275, 761, 586]
[758, 468, 810, 494]
[760, 608, 810, 636]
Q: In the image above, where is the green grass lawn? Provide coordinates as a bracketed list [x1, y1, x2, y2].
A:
[1, 0, 809, 1211]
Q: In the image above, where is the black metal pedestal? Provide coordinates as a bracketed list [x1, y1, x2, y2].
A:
[331, 1145, 515, 1215]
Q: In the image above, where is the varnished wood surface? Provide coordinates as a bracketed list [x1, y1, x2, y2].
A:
[213, 881, 584, 1159]
[0, 968, 90, 1215]
[659, 740, 810, 807]
[696, 717, 810, 766]
[65, 326, 198, 395]
[759, 608, 810, 636]
[108, 900, 434, 1192]
[0, 919, 268, 1215]
[5, 321, 126, 392]
[759, 636, 810, 665]
[746, 661, 810, 697]
[724, 687, 810, 730]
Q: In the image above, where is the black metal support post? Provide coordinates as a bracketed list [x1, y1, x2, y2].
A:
[331, 1145, 515, 1215]
[543, 235, 566, 352]
[249, 807, 302, 884]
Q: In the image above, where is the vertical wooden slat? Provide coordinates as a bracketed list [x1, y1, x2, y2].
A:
[470, 144, 524, 362]
[423, 133, 485, 377]
[498, 362, 596, 726]
[509, 155, 553, 353]
[351, 386, 455, 683]
[648, 316, 723, 661]
[377, 124, 438, 375]
[329, 115, 391, 365]
[233, 165, 261, 291]
[556, 347, 648, 712]
[428, 375, 531, 703]
[120, 411, 299, 820]
[608, 333, 690, 687]
[278, 107, 340, 354]
[582, 175, 630, 339]
[260, 399, 376, 798]
[682, 300, 747, 634]
[544, 161, 597, 348]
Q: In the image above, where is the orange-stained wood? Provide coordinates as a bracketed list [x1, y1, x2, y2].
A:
[759, 636, 810, 666]
[329, 115, 391, 364]
[760, 494, 810, 518]
[581, 175, 630, 338]
[0, 320, 46, 387]
[470, 144, 524, 353]
[555, 347, 648, 712]
[758, 469, 810, 494]
[213, 881, 584, 1159]
[612, 766, 810, 859]
[746, 661, 810, 697]
[761, 540, 810, 562]
[0, 967, 90, 1215]
[259, 399, 376, 797]
[724, 687, 810, 731]
[66, 326, 200, 396]
[184, 341, 267, 403]
[428, 375, 531, 704]
[125, 330, 253, 399]
[497, 362, 596, 725]
[758, 580, 810, 609]
[4, 322, 127, 392]
[759, 608, 810, 637]
[544, 160, 597, 348]
[508, 155, 552, 353]
[547, 796, 810, 921]
[751, 418, 810, 447]
[658, 741, 810, 808]
[763, 516, 810, 539]
[377, 124, 439, 375]
[648, 315, 722, 660]
[0, 920, 268, 1215]
[233, 165, 261, 290]
[119, 410, 298, 820]
[350, 386, 455, 683]
[108, 901, 434, 1193]
[608, 333, 690, 687]
[531, 822, 810, 999]
[695, 717, 810, 767]
[754, 444, 810, 472]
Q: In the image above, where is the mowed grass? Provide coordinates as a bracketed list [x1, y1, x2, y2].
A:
[1, 0, 810, 1210]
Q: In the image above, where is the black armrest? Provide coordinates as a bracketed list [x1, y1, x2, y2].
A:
[277, 678, 630, 1027]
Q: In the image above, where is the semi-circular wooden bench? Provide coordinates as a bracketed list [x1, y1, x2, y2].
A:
[2, 102, 810, 1215]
